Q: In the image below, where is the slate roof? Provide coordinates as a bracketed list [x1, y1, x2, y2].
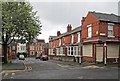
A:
[91, 11, 120, 23]
[49, 36, 57, 39]
[51, 26, 81, 41]
[36, 39, 45, 43]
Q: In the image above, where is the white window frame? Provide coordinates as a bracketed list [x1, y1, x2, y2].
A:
[77, 32, 80, 43]
[59, 39, 61, 46]
[67, 46, 74, 56]
[108, 23, 114, 37]
[87, 24, 92, 38]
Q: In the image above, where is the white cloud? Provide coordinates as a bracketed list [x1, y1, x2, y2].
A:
[30, 2, 118, 43]
[37, 18, 67, 43]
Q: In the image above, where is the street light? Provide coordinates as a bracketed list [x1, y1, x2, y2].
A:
[104, 42, 107, 65]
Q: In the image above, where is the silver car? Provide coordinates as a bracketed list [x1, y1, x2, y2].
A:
[19, 55, 25, 60]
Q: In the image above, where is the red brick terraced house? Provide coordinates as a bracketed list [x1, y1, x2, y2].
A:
[28, 39, 45, 57]
[81, 11, 120, 64]
[43, 43, 49, 55]
[49, 24, 81, 62]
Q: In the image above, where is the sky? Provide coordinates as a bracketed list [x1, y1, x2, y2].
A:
[28, 0, 119, 43]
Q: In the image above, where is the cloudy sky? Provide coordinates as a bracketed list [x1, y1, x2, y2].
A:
[29, 0, 119, 43]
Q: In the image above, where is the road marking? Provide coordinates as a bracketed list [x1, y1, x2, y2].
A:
[77, 76, 84, 79]
[11, 73, 15, 76]
[0, 66, 32, 74]
[57, 64, 69, 67]
[81, 65, 104, 69]
[4, 73, 8, 76]
[26, 66, 32, 71]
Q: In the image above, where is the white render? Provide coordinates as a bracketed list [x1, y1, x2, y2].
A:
[17, 43, 27, 53]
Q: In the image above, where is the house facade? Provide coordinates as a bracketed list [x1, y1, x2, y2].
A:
[8, 43, 17, 59]
[43, 43, 49, 55]
[49, 24, 81, 62]
[16, 43, 27, 54]
[29, 39, 45, 57]
[81, 11, 120, 63]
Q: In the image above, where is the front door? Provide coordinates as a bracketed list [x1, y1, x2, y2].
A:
[96, 46, 103, 62]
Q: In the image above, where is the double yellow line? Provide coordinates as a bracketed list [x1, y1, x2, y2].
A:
[0, 66, 32, 74]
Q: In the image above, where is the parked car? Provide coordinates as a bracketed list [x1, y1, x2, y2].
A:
[35, 54, 41, 59]
[40, 55, 48, 61]
[35, 56, 40, 59]
[19, 55, 25, 60]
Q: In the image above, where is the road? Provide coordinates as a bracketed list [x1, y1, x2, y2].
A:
[2, 57, 119, 79]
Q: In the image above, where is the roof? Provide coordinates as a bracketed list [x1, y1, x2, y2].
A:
[51, 26, 81, 41]
[36, 39, 45, 43]
[91, 11, 120, 23]
[49, 36, 57, 39]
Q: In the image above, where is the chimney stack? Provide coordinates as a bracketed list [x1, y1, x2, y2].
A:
[57, 31, 61, 36]
[67, 24, 72, 32]
[81, 17, 86, 25]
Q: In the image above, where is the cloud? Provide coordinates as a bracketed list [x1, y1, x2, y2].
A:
[37, 18, 67, 42]
[30, 2, 118, 43]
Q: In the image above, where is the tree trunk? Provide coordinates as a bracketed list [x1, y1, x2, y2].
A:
[2, 43, 8, 64]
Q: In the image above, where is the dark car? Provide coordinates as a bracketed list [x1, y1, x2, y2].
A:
[40, 55, 48, 61]
[36, 54, 42, 59]
[35, 56, 40, 59]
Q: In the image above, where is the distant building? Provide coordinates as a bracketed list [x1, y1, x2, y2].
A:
[16, 43, 27, 53]
[8, 43, 17, 59]
[28, 39, 45, 57]
[43, 43, 49, 55]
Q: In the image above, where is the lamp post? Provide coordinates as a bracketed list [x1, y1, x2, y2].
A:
[78, 42, 82, 64]
[104, 43, 107, 65]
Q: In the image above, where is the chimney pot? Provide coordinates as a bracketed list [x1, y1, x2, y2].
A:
[57, 31, 61, 36]
[67, 24, 72, 32]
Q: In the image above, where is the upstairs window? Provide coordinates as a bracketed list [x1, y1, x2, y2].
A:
[108, 23, 114, 37]
[87, 24, 92, 38]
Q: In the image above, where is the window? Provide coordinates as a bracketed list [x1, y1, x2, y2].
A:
[74, 47, 76, 55]
[108, 23, 114, 37]
[87, 24, 92, 38]
[71, 47, 73, 55]
[67, 46, 74, 56]
[68, 47, 70, 55]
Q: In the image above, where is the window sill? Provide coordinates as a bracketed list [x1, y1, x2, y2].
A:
[67, 55, 74, 56]
[87, 37, 91, 39]
[108, 36, 115, 38]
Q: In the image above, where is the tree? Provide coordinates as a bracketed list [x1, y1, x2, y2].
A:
[2, 2, 41, 63]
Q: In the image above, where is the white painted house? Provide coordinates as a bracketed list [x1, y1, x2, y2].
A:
[17, 43, 27, 53]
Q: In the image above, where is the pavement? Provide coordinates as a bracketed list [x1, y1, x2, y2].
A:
[2, 59, 25, 70]
[50, 60, 119, 68]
